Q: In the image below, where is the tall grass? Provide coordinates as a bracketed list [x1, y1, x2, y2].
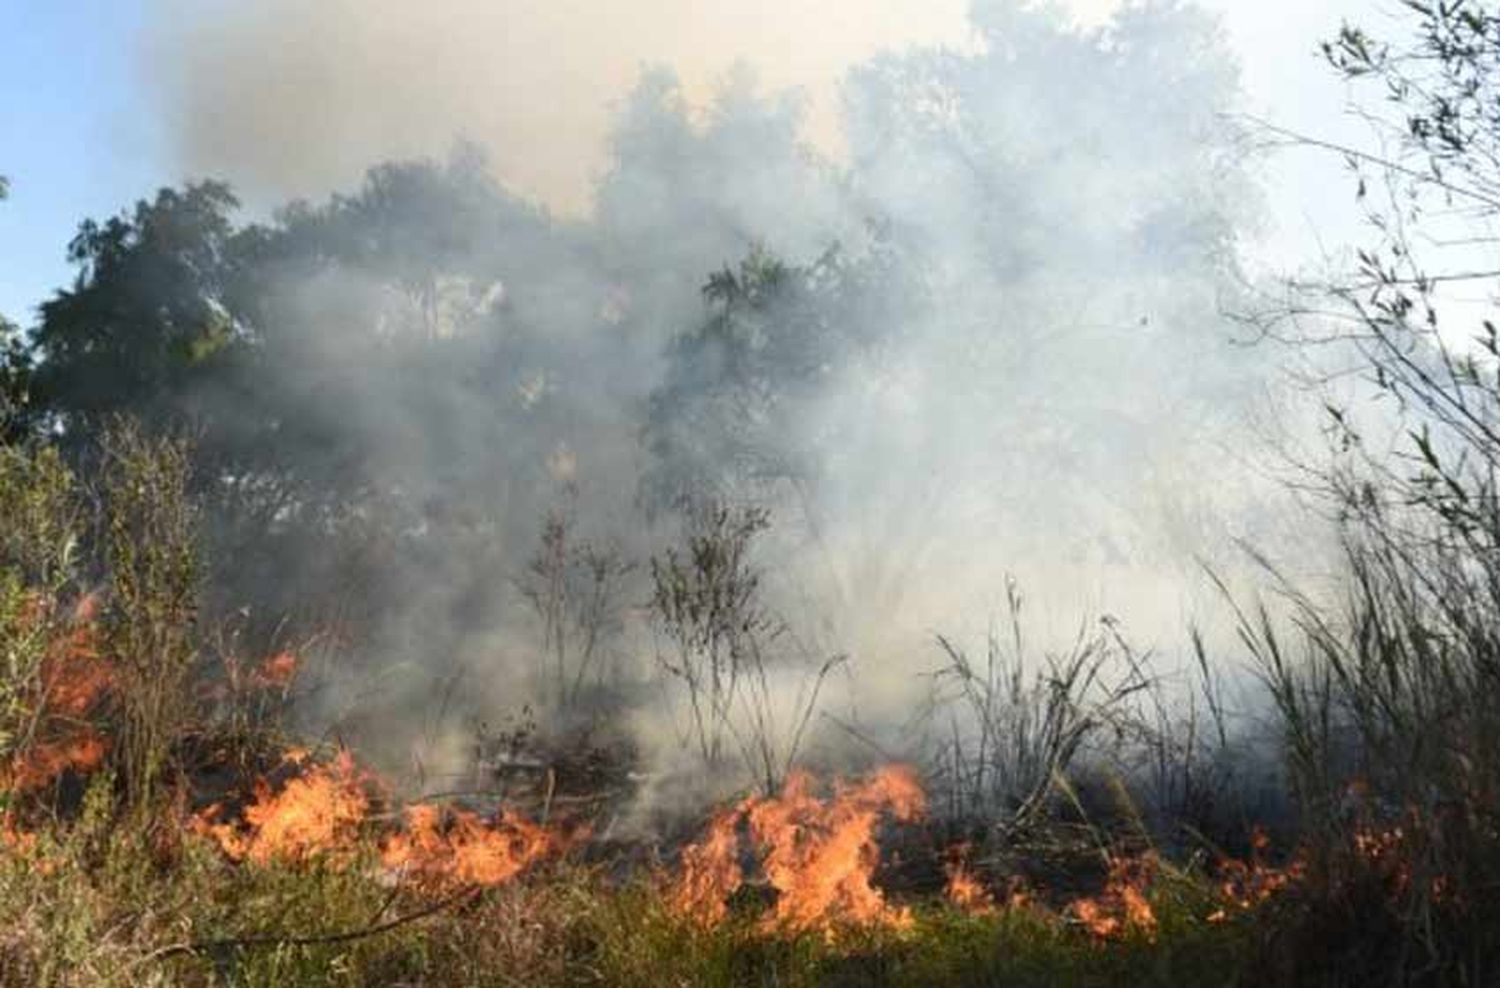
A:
[1225, 505, 1500, 982]
[919, 580, 1150, 834]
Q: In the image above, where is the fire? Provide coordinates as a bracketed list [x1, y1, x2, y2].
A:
[191, 748, 576, 890]
[2, 592, 112, 794]
[670, 797, 750, 926]
[249, 651, 299, 690]
[381, 803, 572, 888]
[202, 649, 302, 704]
[1213, 827, 1305, 919]
[0, 815, 39, 857]
[670, 765, 926, 936]
[749, 766, 925, 934]
[38, 591, 111, 718]
[42, 643, 110, 717]
[1069, 853, 1159, 939]
[193, 750, 370, 865]
[4, 736, 106, 792]
[944, 844, 996, 916]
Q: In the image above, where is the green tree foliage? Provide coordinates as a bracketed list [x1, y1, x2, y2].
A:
[644, 248, 820, 510]
[642, 239, 920, 515]
[6, 151, 622, 665]
[28, 182, 246, 437]
[0, 319, 32, 442]
[0, 174, 29, 441]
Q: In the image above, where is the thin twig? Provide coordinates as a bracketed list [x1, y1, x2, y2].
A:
[133, 884, 481, 968]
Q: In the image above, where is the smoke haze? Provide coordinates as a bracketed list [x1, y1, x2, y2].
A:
[145, 0, 990, 211]
[124, 1, 1340, 801]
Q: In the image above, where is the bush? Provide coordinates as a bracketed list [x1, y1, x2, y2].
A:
[99, 421, 200, 820]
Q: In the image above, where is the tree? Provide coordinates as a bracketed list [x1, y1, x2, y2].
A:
[0, 174, 28, 439]
[28, 182, 248, 437]
[644, 247, 833, 511]
[0, 318, 30, 443]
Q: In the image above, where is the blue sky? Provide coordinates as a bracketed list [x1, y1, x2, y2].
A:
[1, 1, 166, 324]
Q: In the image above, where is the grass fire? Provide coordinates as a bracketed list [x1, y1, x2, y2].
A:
[5, 0, 1500, 985]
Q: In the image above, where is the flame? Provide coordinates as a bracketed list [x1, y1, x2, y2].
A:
[39, 591, 111, 718]
[670, 765, 925, 936]
[191, 748, 574, 889]
[193, 750, 370, 865]
[669, 797, 750, 926]
[42, 642, 110, 718]
[4, 736, 106, 792]
[381, 803, 572, 888]
[249, 651, 299, 690]
[1213, 826, 1305, 918]
[1069, 853, 1158, 939]
[750, 765, 925, 934]
[2, 592, 112, 793]
[944, 844, 997, 916]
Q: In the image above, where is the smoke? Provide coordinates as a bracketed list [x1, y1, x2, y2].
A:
[132, 1, 1337, 801]
[143, 0, 986, 212]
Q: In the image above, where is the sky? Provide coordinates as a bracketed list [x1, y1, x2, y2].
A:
[1, 0, 1382, 325]
[1, 1, 164, 324]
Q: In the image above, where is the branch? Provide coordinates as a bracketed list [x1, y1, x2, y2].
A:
[1242, 114, 1500, 213]
[134, 884, 482, 968]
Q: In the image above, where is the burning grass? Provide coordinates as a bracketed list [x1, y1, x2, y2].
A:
[0, 607, 1464, 987]
[0, 741, 1335, 986]
[668, 765, 926, 936]
[0, 434, 1495, 985]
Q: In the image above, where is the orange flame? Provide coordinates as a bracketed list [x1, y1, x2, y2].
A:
[670, 765, 925, 936]
[1213, 826, 1305, 919]
[43, 660, 109, 721]
[4, 735, 107, 792]
[40, 592, 111, 717]
[380, 803, 573, 888]
[2, 592, 112, 794]
[670, 797, 750, 926]
[193, 750, 370, 865]
[0, 816, 37, 856]
[1069, 853, 1159, 939]
[750, 765, 925, 935]
[249, 651, 299, 690]
[944, 844, 997, 916]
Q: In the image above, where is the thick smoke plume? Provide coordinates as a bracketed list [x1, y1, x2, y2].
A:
[124, 1, 1334, 803]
